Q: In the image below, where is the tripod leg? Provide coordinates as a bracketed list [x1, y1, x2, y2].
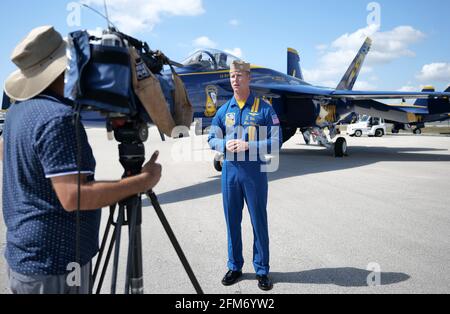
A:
[125, 197, 144, 294]
[96, 226, 117, 294]
[93, 205, 116, 285]
[111, 205, 125, 294]
[147, 191, 204, 294]
[130, 224, 144, 294]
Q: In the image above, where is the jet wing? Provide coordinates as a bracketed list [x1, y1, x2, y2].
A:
[216, 80, 450, 116]
[247, 83, 450, 117]
[249, 83, 335, 98]
[215, 80, 335, 98]
[242, 83, 450, 100]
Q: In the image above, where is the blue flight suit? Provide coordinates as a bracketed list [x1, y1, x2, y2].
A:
[208, 94, 283, 276]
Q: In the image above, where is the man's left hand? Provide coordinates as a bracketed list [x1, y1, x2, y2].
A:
[227, 140, 249, 153]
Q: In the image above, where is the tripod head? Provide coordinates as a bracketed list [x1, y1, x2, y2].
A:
[110, 118, 148, 176]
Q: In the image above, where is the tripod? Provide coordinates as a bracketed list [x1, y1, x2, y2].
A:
[92, 122, 203, 294]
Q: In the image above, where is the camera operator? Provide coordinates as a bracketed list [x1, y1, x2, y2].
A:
[0, 26, 162, 294]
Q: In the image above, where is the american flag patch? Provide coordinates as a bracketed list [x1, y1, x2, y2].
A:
[272, 114, 280, 125]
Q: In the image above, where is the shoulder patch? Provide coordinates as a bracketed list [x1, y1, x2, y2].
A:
[225, 113, 236, 127]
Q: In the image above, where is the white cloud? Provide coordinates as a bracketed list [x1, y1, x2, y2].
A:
[84, 0, 205, 34]
[315, 44, 328, 52]
[190, 37, 242, 58]
[193, 36, 217, 48]
[353, 81, 377, 91]
[229, 19, 240, 27]
[398, 85, 418, 92]
[303, 24, 425, 88]
[87, 27, 103, 37]
[368, 26, 425, 65]
[224, 48, 243, 58]
[330, 25, 424, 65]
[416, 63, 450, 82]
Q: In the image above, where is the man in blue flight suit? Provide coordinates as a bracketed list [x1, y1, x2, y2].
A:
[208, 60, 283, 291]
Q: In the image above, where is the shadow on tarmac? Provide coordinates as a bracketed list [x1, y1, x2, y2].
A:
[146, 145, 450, 206]
[238, 268, 410, 287]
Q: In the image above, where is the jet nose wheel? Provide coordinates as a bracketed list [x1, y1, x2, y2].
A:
[413, 128, 422, 135]
[334, 137, 347, 158]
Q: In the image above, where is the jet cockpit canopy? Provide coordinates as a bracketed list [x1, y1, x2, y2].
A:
[181, 49, 241, 71]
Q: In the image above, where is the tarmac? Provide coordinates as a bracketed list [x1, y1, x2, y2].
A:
[1, 128, 450, 294]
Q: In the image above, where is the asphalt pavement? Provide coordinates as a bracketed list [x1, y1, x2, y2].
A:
[1, 128, 449, 294]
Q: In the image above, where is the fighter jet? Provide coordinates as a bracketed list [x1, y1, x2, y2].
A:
[383, 86, 450, 135]
[166, 38, 450, 157]
[3, 37, 449, 157]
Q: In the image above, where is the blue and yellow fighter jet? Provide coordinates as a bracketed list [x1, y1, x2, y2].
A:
[165, 37, 450, 157]
[386, 86, 450, 135]
[3, 38, 449, 156]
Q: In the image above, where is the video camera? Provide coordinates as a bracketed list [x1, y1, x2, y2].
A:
[64, 27, 192, 140]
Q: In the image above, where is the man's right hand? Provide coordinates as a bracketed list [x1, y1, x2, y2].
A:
[140, 151, 162, 192]
[226, 140, 238, 153]
[226, 140, 249, 153]
[51, 150, 162, 212]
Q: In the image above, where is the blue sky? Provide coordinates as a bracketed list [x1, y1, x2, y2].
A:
[1, 0, 450, 93]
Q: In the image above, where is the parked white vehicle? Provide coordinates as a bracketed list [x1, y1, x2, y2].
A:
[347, 115, 386, 138]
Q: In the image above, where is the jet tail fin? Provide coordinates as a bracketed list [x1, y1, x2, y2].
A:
[412, 87, 450, 113]
[287, 48, 304, 80]
[414, 86, 435, 106]
[336, 37, 372, 90]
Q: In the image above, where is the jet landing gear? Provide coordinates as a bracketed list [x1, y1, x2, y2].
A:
[334, 137, 347, 157]
[392, 123, 423, 135]
[301, 128, 311, 145]
[309, 127, 348, 158]
[413, 128, 422, 135]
